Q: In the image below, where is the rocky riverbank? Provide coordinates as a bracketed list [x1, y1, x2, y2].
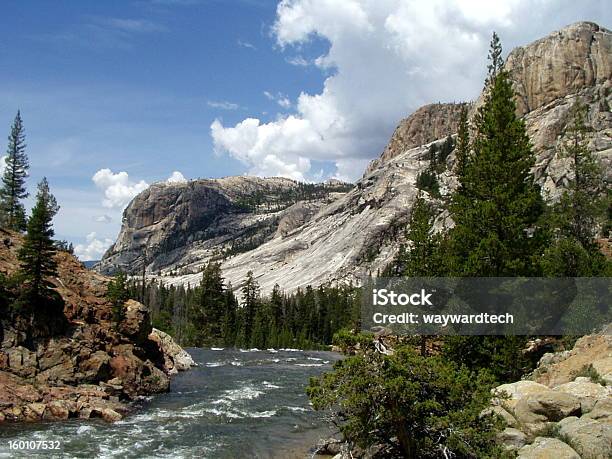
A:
[0, 229, 194, 423]
[491, 329, 612, 458]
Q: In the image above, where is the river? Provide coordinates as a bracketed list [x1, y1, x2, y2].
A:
[0, 348, 341, 458]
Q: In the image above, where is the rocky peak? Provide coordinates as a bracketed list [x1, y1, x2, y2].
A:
[506, 21, 611, 115]
[365, 102, 467, 175]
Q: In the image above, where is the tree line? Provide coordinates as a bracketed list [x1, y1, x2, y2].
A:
[123, 264, 360, 349]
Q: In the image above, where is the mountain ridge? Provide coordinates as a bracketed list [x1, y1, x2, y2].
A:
[98, 21, 611, 294]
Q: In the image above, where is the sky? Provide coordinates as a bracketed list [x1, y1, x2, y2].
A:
[0, 0, 609, 260]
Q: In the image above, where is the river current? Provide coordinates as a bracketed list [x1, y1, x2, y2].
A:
[0, 348, 340, 458]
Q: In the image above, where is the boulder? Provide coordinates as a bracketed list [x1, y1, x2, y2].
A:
[514, 392, 581, 429]
[481, 405, 518, 427]
[118, 300, 152, 345]
[23, 403, 47, 421]
[148, 328, 195, 374]
[583, 398, 612, 423]
[552, 377, 611, 412]
[78, 350, 111, 382]
[43, 400, 75, 420]
[493, 381, 551, 409]
[517, 437, 580, 459]
[7, 346, 38, 378]
[498, 427, 528, 450]
[558, 417, 612, 459]
[100, 408, 122, 422]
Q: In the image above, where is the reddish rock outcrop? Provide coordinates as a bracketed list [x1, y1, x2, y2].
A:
[0, 229, 193, 423]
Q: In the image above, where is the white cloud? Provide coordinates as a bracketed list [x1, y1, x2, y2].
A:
[237, 39, 257, 50]
[207, 100, 240, 110]
[93, 214, 113, 223]
[74, 232, 114, 261]
[264, 91, 292, 109]
[211, 0, 609, 181]
[286, 55, 311, 66]
[0, 156, 6, 177]
[92, 168, 148, 209]
[167, 170, 187, 183]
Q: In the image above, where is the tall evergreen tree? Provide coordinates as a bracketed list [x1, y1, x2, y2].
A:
[454, 105, 470, 180]
[542, 101, 610, 276]
[447, 32, 546, 277]
[0, 111, 29, 231]
[241, 270, 260, 346]
[398, 193, 443, 277]
[18, 178, 59, 302]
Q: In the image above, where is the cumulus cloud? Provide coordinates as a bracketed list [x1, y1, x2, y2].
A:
[74, 232, 114, 261]
[167, 170, 187, 183]
[92, 168, 148, 209]
[211, 0, 609, 181]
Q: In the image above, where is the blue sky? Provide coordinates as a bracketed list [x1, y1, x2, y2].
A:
[0, 0, 608, 259]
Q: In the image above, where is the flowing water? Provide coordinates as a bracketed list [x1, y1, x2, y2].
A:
[0, 348, 341, 458]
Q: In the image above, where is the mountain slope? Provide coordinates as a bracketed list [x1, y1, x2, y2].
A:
[98, 21, 611, 295]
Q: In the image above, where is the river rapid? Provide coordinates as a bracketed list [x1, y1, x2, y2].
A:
[0, 348, 341, 459]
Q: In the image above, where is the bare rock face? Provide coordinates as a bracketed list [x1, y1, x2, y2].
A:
[365, 102, 467, 174]
[506, 22, 611, 115]
[96, 176, 352, 277]
[98, 22, 611, 296]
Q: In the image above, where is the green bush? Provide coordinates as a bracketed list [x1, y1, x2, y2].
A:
[308, 345, 507, 458]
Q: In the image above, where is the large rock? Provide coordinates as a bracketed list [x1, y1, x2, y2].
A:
[118, 300, 152, 345]
[558, 417, 612, 459]
[583, 398, 612, 423]
[498, 427, 528, 451]
[552, 377, 611, 412]
[7, 346, 37, 379]
[514, 392, 581, 427]
[493, 381, 551, 409]
[78, 350, 111, 383]
[148, 328, 195, 375]
[517, 437, 580, 459]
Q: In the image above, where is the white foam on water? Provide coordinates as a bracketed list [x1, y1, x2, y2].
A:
[307, 357, 323, 361]
[230, 360, 243, 366]
[76, 425, 94, 434]
[262, 381, 282, 389]
[286, 406, 309, 412]
[295, 363, 324, 367]
[206, 361, 226, 367]
[223, 386, 264, 401]
[210, 347, 224, 351]
[267, 348, 278, 353]
[279, 348, 302, 352]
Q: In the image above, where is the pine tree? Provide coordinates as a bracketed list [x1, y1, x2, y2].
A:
[399, 193, 443, 277]
[241, 270, 260, 346]
[447, 32, 546, 277]
[486, 32, 503, 86]
[18, 178, 59, 302]
[0, 111, 29, 231]
[107, 272, 129, 324]
[454, 105, 470, 180]
[542, 101, 610, 276]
